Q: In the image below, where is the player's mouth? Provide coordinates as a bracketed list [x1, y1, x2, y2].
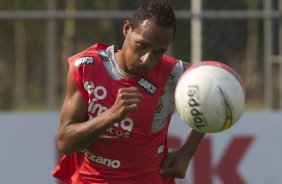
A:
[130, 65, 147, 75]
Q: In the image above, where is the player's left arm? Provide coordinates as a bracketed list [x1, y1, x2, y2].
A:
[159, 61, 205, 178]
[160, 125, 205, 178]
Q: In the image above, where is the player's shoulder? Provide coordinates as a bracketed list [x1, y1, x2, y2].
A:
[69, 43, 110, 68]
[165, 59, 184, 83]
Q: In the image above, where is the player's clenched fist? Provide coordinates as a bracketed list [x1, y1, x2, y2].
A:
[109, 87, 143, 121]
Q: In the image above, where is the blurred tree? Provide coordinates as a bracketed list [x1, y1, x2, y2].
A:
[94, 0, 121, 44]
[61, 0, 76, 97]
[243, 0, 262, 102]
[14, 0, 27, 108]
[0, 41, 13, 110]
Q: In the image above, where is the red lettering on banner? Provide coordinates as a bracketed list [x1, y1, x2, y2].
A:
[193, 136, 253, 184]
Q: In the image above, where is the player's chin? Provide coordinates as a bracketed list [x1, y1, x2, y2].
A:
[129, 67, 146, 76]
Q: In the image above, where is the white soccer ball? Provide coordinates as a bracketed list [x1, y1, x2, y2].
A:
[175, 61, 246, 133]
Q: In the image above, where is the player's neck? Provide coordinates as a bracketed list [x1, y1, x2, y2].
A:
[114, 50, 130, 75]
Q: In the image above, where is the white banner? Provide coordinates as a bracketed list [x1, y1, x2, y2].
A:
[0, 111, 281, 184]
[170, 112, 282, 184]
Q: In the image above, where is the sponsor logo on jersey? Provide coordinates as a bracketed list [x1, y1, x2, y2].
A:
[157, 144, 164, 155]
[104, 118, 134, 138]
[82, 149, 121, 168]
[168, 74, 174, 81]
[101, 55, 110, 62]
[84, 80, 135, 139]
[137, 77, 157, 95]
[74, 56, 94, 68]
[156, 97, 163, 114]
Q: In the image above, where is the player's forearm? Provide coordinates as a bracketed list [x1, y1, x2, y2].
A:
[180, 129, 205, 157]
[58, 110, 118, 156]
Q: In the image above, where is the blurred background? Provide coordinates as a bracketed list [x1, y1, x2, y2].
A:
[1, 0, 281, 111]
[1, 1, 282, 184]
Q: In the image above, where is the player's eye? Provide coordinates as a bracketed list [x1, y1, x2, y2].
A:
[136, 42, 148, 51]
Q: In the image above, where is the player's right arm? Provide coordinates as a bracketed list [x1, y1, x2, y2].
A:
[57, 70, 142, 156]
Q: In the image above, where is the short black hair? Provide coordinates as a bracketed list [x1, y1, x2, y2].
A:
[131, 0, 176, 37]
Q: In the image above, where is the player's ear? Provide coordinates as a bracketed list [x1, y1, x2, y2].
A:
[123, 20, 132, 37]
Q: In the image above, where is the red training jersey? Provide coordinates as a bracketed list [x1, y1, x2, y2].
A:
[52, 44, 178, 184]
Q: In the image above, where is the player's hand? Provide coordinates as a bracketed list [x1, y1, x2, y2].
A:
[110, 87, 143, 121]
[159, 149, 191, 178]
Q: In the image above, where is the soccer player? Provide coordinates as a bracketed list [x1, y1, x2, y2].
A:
[52, 0, 205, 183]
